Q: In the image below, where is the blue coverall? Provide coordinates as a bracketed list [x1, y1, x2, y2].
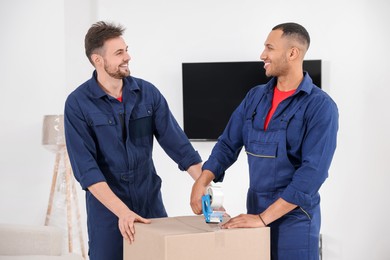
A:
[64, 72, 202, 260]
[203, 73, 338, 260]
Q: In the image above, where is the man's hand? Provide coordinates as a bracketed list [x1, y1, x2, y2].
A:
[190, 170, 215, 214]
[118, 210, 151, 244]
[221, 214, 265, 229]
[87, 182, 151, 244]
[190, 179, 207, 214]
[222, 198, 298, 229]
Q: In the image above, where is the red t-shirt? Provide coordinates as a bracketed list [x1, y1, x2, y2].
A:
[264, 87, 295, 130]
[117, 96, 123, 102]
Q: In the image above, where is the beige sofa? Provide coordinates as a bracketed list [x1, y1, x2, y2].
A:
[0, 224, 84, 260]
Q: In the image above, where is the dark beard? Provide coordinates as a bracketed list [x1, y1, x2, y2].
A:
[266, 60, 289, 78]
[104, 64, 130, 79]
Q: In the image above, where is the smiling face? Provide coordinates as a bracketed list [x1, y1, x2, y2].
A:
[260, 29, 291, 78]
[94, 37, 131, 79]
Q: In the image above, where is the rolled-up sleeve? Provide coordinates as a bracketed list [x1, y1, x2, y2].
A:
[151, 86, 202, 171]
[280, 96, 339, 208]
[64, 95, 106, 190]
[202, 92, 249, 182]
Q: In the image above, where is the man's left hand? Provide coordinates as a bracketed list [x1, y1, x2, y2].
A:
[221, 214, 265, 229]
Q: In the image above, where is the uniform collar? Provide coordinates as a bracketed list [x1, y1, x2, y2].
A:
[297, 72, 314, 94]
[265, 72, 314, 95]
[87, 70, 140, 99]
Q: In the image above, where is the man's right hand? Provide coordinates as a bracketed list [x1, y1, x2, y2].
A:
[88, 182, 151, 244]
[190, 170, 215, 214]
[118, 210, 151, 244]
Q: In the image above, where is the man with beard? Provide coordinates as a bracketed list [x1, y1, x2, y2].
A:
[190, 22, 338, 259]
[64, 21, 202, 260]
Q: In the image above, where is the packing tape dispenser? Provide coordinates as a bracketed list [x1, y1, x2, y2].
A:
[201, 186, 225, 224]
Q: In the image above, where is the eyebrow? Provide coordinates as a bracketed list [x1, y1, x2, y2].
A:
[113, 46, 128, 54]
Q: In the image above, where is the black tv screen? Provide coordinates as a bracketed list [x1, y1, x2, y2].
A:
[182, 60, 321, 141]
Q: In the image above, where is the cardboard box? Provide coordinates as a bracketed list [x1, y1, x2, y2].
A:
[124, 215, 270, 260]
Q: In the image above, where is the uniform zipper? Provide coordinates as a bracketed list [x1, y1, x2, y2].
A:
[119, 112, 127, 142]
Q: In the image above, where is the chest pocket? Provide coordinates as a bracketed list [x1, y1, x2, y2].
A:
[245, 141, 278, 190]
[87, 113, 116, 127]
[87, 113, 117, 140]
[129, 104, 153, 139]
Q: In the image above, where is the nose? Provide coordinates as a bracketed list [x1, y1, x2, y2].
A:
[260, 49, 266, 61]
[124, 52, 131, 62]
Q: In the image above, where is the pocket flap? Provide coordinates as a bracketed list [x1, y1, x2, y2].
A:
[87, 113, 116, 126]
[246, 142, 277, 158]
[130, 104, 153, 120]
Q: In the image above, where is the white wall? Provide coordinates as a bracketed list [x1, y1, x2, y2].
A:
[1, 0, 389, 259]
[0, 0, 66, 225]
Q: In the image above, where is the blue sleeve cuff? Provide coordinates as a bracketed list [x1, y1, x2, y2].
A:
[280, 185, 314, 209]
[202, 159, 225, 182]
[177, 151, 202, 171]
[76, 167, 107, 190]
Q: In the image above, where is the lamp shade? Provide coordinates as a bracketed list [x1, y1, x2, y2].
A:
[42, 115, 65, 152]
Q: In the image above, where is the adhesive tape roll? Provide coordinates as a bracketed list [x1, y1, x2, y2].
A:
[207, 186, 224, 208]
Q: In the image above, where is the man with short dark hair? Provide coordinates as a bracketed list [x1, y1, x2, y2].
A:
[191, 22, 338, 259]
[65, 21, 202, 260]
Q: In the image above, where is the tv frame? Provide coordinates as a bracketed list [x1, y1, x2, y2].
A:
[182, 60, 321, 141]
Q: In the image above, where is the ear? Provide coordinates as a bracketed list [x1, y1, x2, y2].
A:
[288, 47, 300, 61]
[91, 53, 101, 66]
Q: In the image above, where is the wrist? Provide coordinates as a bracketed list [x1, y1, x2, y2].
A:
[187, 163, 202, 181]
[200, 170, 215, 185]
[258, 214, 267, 227]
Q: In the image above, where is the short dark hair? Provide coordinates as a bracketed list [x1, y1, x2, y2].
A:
[272, 22, 310, 50]
[84, 21, 125, 64]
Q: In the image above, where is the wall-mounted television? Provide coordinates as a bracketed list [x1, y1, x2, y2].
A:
[182, 60, 321, 141]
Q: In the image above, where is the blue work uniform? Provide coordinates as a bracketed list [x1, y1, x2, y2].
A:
[203, 73, 338, 260]
[64, 71, 202, 260]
